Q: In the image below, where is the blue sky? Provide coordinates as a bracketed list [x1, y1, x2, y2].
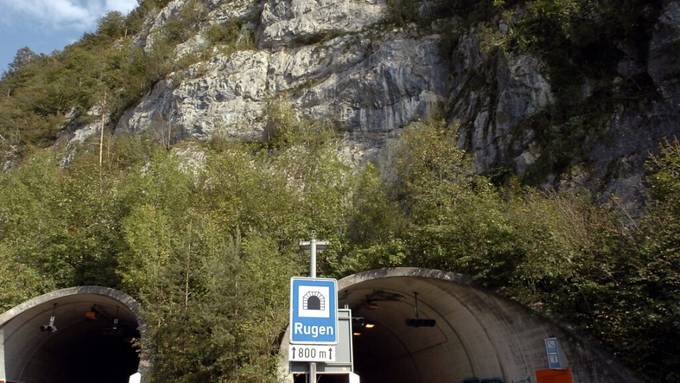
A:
[0, 0, 138, 74]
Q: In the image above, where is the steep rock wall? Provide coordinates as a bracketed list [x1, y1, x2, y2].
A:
[118, 31, 448, 145]
[110, 0, 680, 207]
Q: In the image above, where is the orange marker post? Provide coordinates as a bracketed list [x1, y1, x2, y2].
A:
[535, 368, 574, 383]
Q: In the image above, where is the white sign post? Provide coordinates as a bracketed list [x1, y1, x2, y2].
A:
[294, 235, 332, 383]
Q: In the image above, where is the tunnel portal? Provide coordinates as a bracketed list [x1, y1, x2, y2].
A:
[0, 287, 141, 383]
[283, 268, 642, 383]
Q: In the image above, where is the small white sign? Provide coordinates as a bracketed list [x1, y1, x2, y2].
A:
[129, 372, 141, 383]
[289, 344, 337, 362]
[544, 337, 562, 369]
[349, 372, 361, 383]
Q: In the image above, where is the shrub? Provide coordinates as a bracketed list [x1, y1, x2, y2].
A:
[262, 100, 336, 151]
[206, 22, 241, 46]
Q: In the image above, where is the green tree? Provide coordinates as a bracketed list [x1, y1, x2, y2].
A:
[5, 47, 40, 76]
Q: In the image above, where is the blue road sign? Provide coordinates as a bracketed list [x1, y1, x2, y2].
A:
[290, 277, 338, 344]
[544, 337, 562, 369]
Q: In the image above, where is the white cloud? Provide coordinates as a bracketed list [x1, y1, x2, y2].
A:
[0, 0, 138, 30]
[105, 0, 137, 14]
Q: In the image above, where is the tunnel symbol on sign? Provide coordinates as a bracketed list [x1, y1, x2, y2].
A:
[303, 291, 325, 310]
[298, 285, 330, 318]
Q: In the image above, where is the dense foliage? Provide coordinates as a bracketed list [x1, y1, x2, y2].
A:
[0, 113, 354, 381]
[338, 125, 678, 383]
[1, 119, 678, 382]
[1, 6, 159, 151]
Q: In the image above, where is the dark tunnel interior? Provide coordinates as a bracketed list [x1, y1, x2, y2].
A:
[346, 292, 441, 383]
[24, 320, 139, 383]
[292, 279, 458, 383]
[313, 275, 512, 383]
[2, 292, 141, 383]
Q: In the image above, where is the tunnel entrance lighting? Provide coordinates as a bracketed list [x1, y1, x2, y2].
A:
[404, 292, 436, 328]
[84, 305, 99, 320]
[405, 318, 436, 327]
[39, 304, 59, 333]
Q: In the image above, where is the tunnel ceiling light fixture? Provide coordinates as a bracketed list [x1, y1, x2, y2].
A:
[406, 318, 436, 327]
[40, 315, 57, 333]
[112, 307, 120, 332]
[104, 317, 122, 336]
[353, 317, 376, 329]
[84, 305, 98, 320]
[352, 331, 362, 336]
[40, 304, 58, 333]
[405, 292, 437, 328]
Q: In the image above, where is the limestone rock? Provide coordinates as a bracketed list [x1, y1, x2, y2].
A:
[495, 55, 553, 133]
[142, 0, 187, 51]
[60, 104, 111, 167]
[139, 0, 259, 53]
[208, 0, 260, 22]
[649, 1, 680, 104]
[585, 101, 680, 210]
[0, 138, 19, 172]
[118, 50, 271, 141]
[259, 0, 387, 48]
[114, 0, 680, 210]
[118, 31, 449, 152]
[267, 34, 371, 94]
[176, 33, 209, 59]
[174, 144, 207, 176]
[289, 33, 448, 139]
[453, 43, 553, 173]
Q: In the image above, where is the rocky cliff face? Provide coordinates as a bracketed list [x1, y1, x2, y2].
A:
[117, 0, 449, 162]
[98, 0, 680, 208]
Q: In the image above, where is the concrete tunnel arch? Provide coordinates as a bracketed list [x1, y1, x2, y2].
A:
[281, 267, 642, 383]
[0, 286, 146, 383]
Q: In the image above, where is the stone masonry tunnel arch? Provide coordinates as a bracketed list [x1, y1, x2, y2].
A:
[283, 267, 641, 383]
[0, 286, 143, 383]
